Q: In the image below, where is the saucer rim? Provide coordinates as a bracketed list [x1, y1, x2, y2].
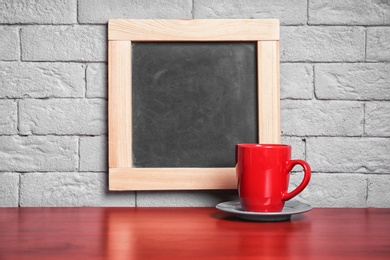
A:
[216, 200, 312, 217]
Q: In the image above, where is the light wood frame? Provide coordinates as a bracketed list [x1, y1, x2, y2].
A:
[108, 19, 280, 190]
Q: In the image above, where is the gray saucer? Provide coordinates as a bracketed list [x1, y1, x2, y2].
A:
[216, 200, 312, 222]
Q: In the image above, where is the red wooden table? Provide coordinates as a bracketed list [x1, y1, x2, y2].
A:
[1, 207, 389, 259]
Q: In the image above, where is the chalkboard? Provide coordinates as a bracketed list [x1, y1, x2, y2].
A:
[108, 19, 280, 190]
[132, 42, 258, 168]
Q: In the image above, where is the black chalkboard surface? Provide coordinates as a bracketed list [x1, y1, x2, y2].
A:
[132, 42, 258, 168]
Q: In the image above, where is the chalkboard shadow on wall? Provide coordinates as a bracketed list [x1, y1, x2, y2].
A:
[108, 19, 280, 190]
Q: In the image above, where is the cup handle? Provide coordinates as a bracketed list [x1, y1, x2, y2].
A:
[281, 160, 311, 201]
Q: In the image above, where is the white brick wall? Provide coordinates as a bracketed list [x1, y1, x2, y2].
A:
[0, 0, 77, 24]
[308, 0, 390, 25]
[315, 64, 390, 100]
[367, 27, 390, 61]
[19, 172, 135, 207]
[78, 0, 192, 23]
[21, 26, 106, 62]
[0, 136, 78, 172]
[281, 100, 364, 136]
[0, 27, 19, 60]
[0, 100, 17, 134]
[0, 0, 389, 207]
[194, 0, 307, 25]
[281, 26, 366, 62]
[281, 64, 314, 100]
[0, 62, 86, 98]
[79, 136, 107, 172]
[307, 137, 390, 173]
[19, 99, 107, 135]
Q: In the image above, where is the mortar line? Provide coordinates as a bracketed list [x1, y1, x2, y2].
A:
[9, 97, 107, 100]
[0, 60, 105, 64]
[284, 24, 390, 27]
[18, 27, 22, 62]
[2, 22, 388, 27]
[0, 170, 98, 173]
[279, 61, 390, 64]
[312, 64, 319, 100]
[13, 60, 389, 65]
[84, 64, 88, 98]
[18, 173, 22, 207]
[16, 99, 20, 134]
[306, 0, 309, 25]
[0, 133, 106, 137]
[283, 135, 388, 139]
[364, 27, 368, 62]
[362, 102, 366, 136]
[77, 137, 81, 171]
[1, 170, 387, 175]
[282, 97, 390, 102]
[17, 60, 105, 64]
[76, 0, 80, 24]
[1, 22, 80, 26]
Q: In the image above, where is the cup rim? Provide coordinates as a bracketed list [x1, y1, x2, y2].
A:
[236, 143, 290, 148]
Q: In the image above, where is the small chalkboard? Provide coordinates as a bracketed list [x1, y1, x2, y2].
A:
[132, 42, 257, 168]
[108, 19, 280, 190]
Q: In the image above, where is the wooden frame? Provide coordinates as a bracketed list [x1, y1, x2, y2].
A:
[108, 19, 280, 190]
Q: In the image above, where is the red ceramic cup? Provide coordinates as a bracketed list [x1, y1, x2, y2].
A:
[236, 144, 311, 212]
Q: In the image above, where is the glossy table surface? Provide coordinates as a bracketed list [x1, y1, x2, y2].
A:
[1, 207, 390, 260]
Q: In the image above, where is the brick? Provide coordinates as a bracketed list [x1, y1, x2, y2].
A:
[289, 173, 367, 207]
[281, 100, 363, 136]
[0, 136, 77, 172]
[0, 62, 85, 98]
[367, 27, 390, 62]
[0, 27, 19, 61]
[365, 102, 390, 137]
[315, 64, 390, 100]
[367, 175, 390, 207]
[0, 173, 19, 207]
[0, 100, 17, 134]
[137, 190, 238, 207]
[78, 0, 192, 23]
[281, 64, 313, 100]
[80, 136, 107, 172]
[20, 172, 135, 206]
[21, 25, 106, 62]
[281, 136, 306, 160]
[306, 137, 390, 173]
[281, 26, 365, 62]
[194, 0, 306, 25]
[19, 99, 107, 135]
[309, 0, 390, 25]
[86, 63, 107, 98]
[0, 0, 77, 24]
